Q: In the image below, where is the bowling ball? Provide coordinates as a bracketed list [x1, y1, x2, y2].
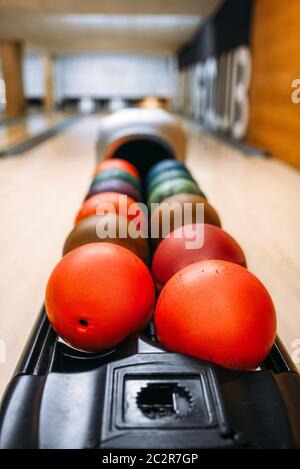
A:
[147, 178, 206, 207]
[46, 243, 155, 353]
[86, 179, 142, 202]
[154, 260, 276, 370]
[150, 194, 221, 248]
[145, 159, 187, 185]
[152, 224, 247, 289]
[63, 214, 149, 264]
[92, 168, 142, 193]
[74, 192, 143, 225]
[94, 158, 140, 180]
[147, 168, 194, 196]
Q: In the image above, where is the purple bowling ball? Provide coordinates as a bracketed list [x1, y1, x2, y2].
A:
[85, 178, 142, 202]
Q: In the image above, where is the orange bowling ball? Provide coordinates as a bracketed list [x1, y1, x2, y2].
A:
[152, 224, 246, 289]
[46, 243, 155, 352]
[154, 260, 276, 370]
[74, 192, 144, 226]
[94, 158, 140, 180]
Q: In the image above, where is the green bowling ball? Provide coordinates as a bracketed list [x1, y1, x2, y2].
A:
[92, 168, 142, 193]
[147, 168, 194, 196]
[146, 159, 187, 185]
[147, 178, 206, 207]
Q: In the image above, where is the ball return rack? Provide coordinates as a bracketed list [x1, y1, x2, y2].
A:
[0, 307, 300, 449]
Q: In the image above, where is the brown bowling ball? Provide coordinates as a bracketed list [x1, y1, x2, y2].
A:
[63, 214, 149, 264]
[150, 193, 221, 248]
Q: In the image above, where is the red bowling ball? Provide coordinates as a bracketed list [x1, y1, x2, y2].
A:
[45, 243, 155, 353]
[93, 158, 140, 180]
[152, 223, 247, 289]
[154, 260, 277, 370]
[74, 192, 143, 225]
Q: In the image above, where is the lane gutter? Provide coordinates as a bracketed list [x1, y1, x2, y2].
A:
[0, 114, 82, 157]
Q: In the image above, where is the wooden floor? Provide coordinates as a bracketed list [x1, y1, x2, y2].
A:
[0, 114, 300, 398]
[0, 111, 71, 151]
[0, 116, 98, 397]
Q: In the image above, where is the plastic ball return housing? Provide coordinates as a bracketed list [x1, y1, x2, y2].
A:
[1, 313, 300, 449]
[96, 109, 187, 178]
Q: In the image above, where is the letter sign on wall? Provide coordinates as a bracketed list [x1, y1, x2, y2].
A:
[177, 46, 252, 140]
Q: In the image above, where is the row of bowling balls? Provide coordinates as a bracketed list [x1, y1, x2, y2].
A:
[145, 160, 276, 369]
[86, 158, 142, 202]
[146, 159, 206, 207]
[145, 159, 225, 287]
[64, 157, 149, 264]
[45, 157, 277, 370]
[145, 160, 221, 250]
[46, 158, 155, 353]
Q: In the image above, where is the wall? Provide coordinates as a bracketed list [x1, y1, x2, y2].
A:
[176, 0, 253, 140]
[23, 53, 44, 98]
[178, 0, 253, 68]
[1, 40, 26, 117]
[246, 0, 300, 169]
[0, 74, 5, 110]
[23, 52, 176, 102]
[54, 53, 175, 101]
[177, 0, 300, 169]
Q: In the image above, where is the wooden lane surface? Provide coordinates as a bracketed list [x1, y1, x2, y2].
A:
[0, 111, 73, 151]
[0, 114, 300, 399]
[0, 115, 100, 397]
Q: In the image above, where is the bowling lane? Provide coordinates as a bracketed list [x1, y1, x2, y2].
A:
[1, 113, 300, 398]
[183, 118, 300, 363]
[0, 115, 101, 397]
[0, 110, 74, 153]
